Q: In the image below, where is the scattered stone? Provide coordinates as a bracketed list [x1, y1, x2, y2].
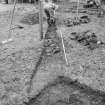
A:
[44, 38, 61, 56]
[64, 16, 90, 27]
[80, 15, 90, 23]
[70, 31, 105, 50]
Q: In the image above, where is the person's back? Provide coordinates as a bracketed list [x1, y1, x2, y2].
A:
[43, 0, 58, 25]
[85, 0, 105, 16]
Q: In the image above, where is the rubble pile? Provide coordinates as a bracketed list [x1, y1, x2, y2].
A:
[64, 16, 90, 27]
[70, 31, 105, 50]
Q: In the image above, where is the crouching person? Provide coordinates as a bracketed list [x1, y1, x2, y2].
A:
[43, 1, 58, 26]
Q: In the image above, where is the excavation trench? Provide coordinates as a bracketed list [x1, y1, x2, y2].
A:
[26, 20, 105, 105]
[26, 76, 105, 105]
[27, 21, 61, 93]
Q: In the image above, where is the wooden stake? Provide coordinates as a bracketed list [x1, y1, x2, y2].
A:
[1, 0, 17, 45]
[39, 0, 43, 40]
[76, 0, 80, 19]
[59, 30, 68, 66]
[8, 0, 17, 39]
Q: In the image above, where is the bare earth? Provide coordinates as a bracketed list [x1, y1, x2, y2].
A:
[0, 3, 47, 105]
[1, 1, 105, 105]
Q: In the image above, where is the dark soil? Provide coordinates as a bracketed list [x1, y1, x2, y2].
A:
[26, 76, 105, 105]
[44, 23, 61, 56]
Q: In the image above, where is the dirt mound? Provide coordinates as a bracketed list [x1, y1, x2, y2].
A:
[20, 12, 46, 25]
[26, 76, 105, 105]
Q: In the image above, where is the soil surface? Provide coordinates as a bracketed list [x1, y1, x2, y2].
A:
[1, 0, 105, 105]
[0, 3, 47, 105]
[27, 76, 105, 105]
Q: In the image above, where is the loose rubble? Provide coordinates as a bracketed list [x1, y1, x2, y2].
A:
[70, 30, 105, 50]
[64, 15, 90, 27]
